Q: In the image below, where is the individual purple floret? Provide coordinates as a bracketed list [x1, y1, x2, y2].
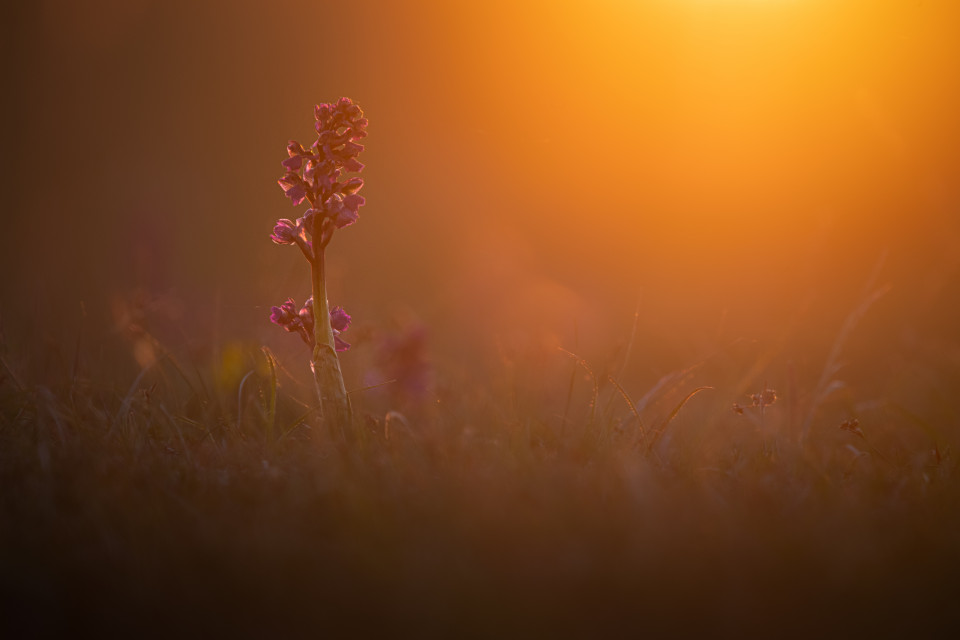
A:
[325, 193, 361, 229]
[330, 306, 352, 352]
[330, 306, 351, 332]
[278, 175, 308, 206]
[269, 298, 310, 345]
[281, 155, 303, 172]
[270, 218, 302, 245]
[269, 298, 298, 328]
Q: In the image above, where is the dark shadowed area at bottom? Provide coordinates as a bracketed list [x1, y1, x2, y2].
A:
[2, 420, 957, 638]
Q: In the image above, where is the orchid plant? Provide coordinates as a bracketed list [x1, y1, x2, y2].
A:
[269, 98, 368, 437]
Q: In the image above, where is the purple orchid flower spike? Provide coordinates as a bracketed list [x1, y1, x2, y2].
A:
[268, 98, 368, 438]
[275, 97, 367, 236]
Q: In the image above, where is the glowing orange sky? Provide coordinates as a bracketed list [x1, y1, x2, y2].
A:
[420, 0, 960, 343]
[3, 0, 959, 365]
[438, 0, 959, 235]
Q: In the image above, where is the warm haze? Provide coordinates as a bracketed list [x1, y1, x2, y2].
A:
[2, 0, 959, 636]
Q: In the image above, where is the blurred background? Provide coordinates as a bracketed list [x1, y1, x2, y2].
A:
[2, 0, 958, 406]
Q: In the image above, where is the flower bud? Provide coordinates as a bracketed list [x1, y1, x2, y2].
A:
[315, 103, 333, 122]
[287, 140, 306, 157]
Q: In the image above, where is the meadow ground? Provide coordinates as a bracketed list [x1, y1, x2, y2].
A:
[1, 306, 958, 639]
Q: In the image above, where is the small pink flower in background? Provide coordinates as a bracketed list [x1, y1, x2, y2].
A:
[750, 388, 777, 408]
[369, 323, 432, 405]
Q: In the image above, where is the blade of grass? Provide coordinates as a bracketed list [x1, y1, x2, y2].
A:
[608, 375, 645, 437]
[634, 362, 703, 416]
[558, 347, 599, 429]
[347, 379, 397, 395]
[801, 276, 891, 443]
[616, 298, 641, 380]
[159, 404, 194, 468]
[0, 355, 25, 393]
[646, 386, 713, 455]
[237, 369, 256, 431]
[560, 363, 577, 438]
[260, 346, 278, 441]
[277, 403, 323, 443]
[113, 356, 163, 432]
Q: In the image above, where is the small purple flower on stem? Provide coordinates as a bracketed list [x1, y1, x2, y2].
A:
[269, 298, 299, 329]
[270, 219, 301, 245]
[325, 193, 365, 229]
[330, 306, 351, 332]
[270, 297, 312, 346]
[281, 155, 304, 172]
[278, 174, 308, 206]
[330, 306, 352, 352]
[341, 157, 364, 173]
[287, 140, 307, 156]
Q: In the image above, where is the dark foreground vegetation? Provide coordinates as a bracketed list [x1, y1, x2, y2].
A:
[2, 317, 958, 639]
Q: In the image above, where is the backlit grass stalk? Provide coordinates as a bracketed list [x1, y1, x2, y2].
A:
[801, 254, 890, 445]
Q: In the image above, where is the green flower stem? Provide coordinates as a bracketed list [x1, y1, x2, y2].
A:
[310, 238, 352, 439]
